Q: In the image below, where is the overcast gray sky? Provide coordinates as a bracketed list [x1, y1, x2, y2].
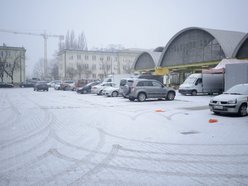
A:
[0, 0, 248, 76]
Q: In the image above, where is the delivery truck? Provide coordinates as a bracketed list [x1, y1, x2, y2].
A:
[103, 74, 133, 85]
[179, 73, 224, 96]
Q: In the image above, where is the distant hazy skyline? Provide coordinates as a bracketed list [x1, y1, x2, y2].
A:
[1, 0, 248, 76]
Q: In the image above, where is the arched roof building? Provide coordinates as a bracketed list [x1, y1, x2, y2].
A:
[133, 51, 161, 71]
[158, 27, 246, 69]
[233, 33, 248, 59]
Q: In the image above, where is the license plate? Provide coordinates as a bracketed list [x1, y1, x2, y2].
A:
[214, 105, 223, 110]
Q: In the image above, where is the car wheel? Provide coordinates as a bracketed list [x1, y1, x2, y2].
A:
[238, 104, 247, 116]
[213, 111, 220, 115]
[166, 91, 175, 101]
[129, 98, 135, 101]
[137, 93, 146, 102]
[191, 90, 197, 96]
[112, 91, 118, 97]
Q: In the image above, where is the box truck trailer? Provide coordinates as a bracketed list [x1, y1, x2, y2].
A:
[179, 73, 224, 96]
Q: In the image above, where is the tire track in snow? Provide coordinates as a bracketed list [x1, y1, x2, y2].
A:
[33, 127, 107, 185]
[100, 128, 248, 146]
[69, 144, 120, 186]
[0, 111, 53, 150]
[0, 130, 51, 168]
[0, 93, 21, 130]
[0, 91, 56, 149]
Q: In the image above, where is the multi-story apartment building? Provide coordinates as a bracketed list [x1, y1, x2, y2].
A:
[57, 49, 142, 80]
[0, 45, 26, 84]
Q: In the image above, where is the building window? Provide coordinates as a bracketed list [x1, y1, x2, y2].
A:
[92, 64, 96, 70]
[85, 55, 89, 60]
[107, 56, 111, 61]
[77, 55, 81, 60]
[92, 55, 96, 60]
[85, 64, 89, 69]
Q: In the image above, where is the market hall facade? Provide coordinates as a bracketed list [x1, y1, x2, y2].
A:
[133, 27, 248, 85]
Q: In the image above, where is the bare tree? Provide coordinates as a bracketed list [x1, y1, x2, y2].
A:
[66, 67, 76, 80]
[78, 32, 88, 50]
[33, 59, 44, 80]
[123, 61, 134, 74]
[62, 30, 88, 50]
[4, 54, 23, 83]
[76, 63, 92, 79]
[0, 50, 24, 83]
[49, 60, 59, 80]
[76, 63, 83, 79]
[0, 50, 8, 82]
[99, 58, 111, 78]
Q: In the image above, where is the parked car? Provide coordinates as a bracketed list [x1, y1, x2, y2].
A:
[19, 80, 36, 88]
[0, 82, 14, 88]
[209, 84, 248, 116]
[47, 80, 61, 88]
[34, 81, 49, 91]
[103, 86, 120, 97]
[91, 82, 116, 95]
[126, 79, 176, 102]
[60, 80, 75, 91]
[54, 83, 61, 90]
[76, 81, 101, 94]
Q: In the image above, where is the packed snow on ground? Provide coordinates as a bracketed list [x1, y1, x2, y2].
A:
[0, 88, 247, 186]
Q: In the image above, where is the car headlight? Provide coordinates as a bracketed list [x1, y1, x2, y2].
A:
[227, 99, 237, 104]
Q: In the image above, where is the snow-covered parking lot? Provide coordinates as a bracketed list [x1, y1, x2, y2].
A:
[0, 88, 248, 186]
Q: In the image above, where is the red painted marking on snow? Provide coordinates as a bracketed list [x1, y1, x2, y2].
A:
[155, 109, 165, 112]
[209, 119, 218, 123]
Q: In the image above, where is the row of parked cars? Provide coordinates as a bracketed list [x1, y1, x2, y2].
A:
[78, 78, 176, 102]
[75, 78, 248, 117]
[11, 75, 248, 117]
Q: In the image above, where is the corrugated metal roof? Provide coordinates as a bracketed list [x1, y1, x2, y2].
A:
[158, 27, 246, 67]
[203, 27, 245, 58]
[133, 51, 161, 70]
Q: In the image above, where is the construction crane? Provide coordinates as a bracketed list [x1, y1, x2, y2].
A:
[0, 29, 64, 78]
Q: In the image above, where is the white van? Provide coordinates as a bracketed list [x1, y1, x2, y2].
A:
[179, 73, 224, 96]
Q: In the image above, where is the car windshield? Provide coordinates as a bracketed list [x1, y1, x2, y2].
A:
[183, 76, 197, 84]
[224, 84, 248, 95]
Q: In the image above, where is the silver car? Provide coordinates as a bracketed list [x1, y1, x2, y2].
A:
[127, 79, 176, 102]
[91, 82, 116, 95]
[209, 84, 248, 116]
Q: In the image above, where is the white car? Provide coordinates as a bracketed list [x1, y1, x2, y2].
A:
[209, 84, 248, 116]
[103, 86, 120, 97]
[91, 82, 116, 95]
[48, 80, 61, 88]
